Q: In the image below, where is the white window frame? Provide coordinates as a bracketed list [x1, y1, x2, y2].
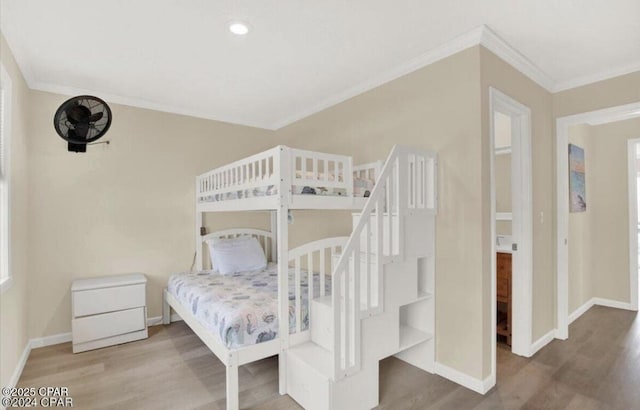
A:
[0, 62, 13, 294]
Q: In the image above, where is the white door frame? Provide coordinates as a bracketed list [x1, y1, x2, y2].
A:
[489, 87, 533, 378]
[627, 138, 640, 312]
[555, 101, 640, 339]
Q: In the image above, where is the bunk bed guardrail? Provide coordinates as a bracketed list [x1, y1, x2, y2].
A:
[331, 145, 437, 380]
[289, 147, 353, 193]
[197, 146, 281, 201]
[287, 237, 349, 339]
[196, 146, 367, 202]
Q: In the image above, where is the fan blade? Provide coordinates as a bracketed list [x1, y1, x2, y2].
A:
[89, 112, 104, 123]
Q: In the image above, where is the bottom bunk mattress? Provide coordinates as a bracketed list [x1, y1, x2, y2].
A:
[167, 263, 330, 349]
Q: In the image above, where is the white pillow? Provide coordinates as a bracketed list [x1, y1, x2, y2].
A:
[207, 236, 267, 275]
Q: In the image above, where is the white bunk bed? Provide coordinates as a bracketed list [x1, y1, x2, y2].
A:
[163, 145, 384, 409]
[164, 144, 438, 410]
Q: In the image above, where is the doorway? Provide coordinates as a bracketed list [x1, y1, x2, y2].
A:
[555, 102, 640, 339]
[489, 87, 533, 378]
[627, 139, 640, 312]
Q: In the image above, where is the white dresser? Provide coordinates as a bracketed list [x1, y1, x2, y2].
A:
[71, 273, 148, 353]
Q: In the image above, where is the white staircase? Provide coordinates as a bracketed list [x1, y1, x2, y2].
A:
[285, 146, 437, 410]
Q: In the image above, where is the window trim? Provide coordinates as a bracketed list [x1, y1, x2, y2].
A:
[0, 62, 13, 294]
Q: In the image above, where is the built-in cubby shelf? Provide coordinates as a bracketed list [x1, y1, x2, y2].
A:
[393, 256, 435, 373]
[415, 290, 434, 302]
[399, 324, 433, 351]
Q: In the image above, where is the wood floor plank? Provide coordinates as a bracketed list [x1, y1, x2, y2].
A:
[16, 306, 639, 409]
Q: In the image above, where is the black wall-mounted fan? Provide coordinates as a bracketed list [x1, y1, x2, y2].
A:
[53, 95, 112, 152]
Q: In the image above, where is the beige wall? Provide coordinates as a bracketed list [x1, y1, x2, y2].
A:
[0, 35, 30, 387]
[27, 91, 276, 338]
[4, 30, 637, 386]
[495, 153, 512, 236]
[590, 118, 640, 302]
[567, 124, 595, 312]
[554, 73, 640, 315]
[553, 72, 640, 119]
[480, 48, 556, 372]
[495, 153, 512, 214]
[277, 47, 486, 379]
[494, 154, 511, 235]
[566, 118, 640, 311]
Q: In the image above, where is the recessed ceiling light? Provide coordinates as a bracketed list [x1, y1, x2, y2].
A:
[229, 21, 250, 36]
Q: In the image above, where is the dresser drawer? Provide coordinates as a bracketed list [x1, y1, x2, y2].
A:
[72, 307, 146, 344]
[73, 283, 145, 317]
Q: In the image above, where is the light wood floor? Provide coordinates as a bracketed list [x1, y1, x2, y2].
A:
[18, 305, 639, 409]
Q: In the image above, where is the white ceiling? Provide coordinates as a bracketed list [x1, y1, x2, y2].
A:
[2, 1, 639, 130]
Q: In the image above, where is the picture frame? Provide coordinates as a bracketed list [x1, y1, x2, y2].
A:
[569, 143, 586, 212]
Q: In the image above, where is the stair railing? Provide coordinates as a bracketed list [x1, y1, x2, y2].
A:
[331, 145, 436, 380]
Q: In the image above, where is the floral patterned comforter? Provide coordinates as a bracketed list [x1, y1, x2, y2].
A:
[167, 263, 330, 349]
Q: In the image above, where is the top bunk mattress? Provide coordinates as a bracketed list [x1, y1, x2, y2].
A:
[167, 263, 330, 349]
[198, 171, 376, 204]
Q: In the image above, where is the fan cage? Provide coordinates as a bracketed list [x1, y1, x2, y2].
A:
[53, 95, 112, 144]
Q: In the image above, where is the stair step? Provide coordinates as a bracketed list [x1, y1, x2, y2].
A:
[415, 290, 434, 302]
[314, 295, 332, 308]
[313, 294, 370, 311]
[287, 342, 334, 380]
[311, 296, 334, 351]
[351, 212, 399, 217]
[333, 251, 383, 259]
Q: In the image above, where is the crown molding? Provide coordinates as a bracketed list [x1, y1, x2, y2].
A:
[5, 23, 639, 131]
[553, 60, 640, 93]
[558, 101, 640, 127]
[479, 26, 556, 92]
[269, 26, 485, 129]
[28, 80, 278, 130]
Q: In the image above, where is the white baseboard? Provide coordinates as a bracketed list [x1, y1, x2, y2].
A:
[6, 312, 184, 395]
[569, 297, 635, 327]
[529, 329, 557, 356]
[6, 333, 70, 392]
[592, 297, 634, 311]
[7, 342, 31, 389]
[569, 298, 595, 324]
[29, 332, 72, 349]
[434, 362, 493, 394]
[147, 313, 182, 327]
[147, 315, 164, 327]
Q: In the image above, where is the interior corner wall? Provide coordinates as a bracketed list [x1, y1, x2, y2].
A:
[276, 46, 486, 380]
[479, 47, 555, 369]
[0, 34, 30, 387]
[26, 90, 277, 339]
[567, 124, 595, 313]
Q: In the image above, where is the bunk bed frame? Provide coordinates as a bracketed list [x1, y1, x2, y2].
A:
[163, 145, 383, 409]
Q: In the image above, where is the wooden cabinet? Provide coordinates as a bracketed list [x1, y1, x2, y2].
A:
[72, 273, 148, 353]
[496, 252, 512, 346]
